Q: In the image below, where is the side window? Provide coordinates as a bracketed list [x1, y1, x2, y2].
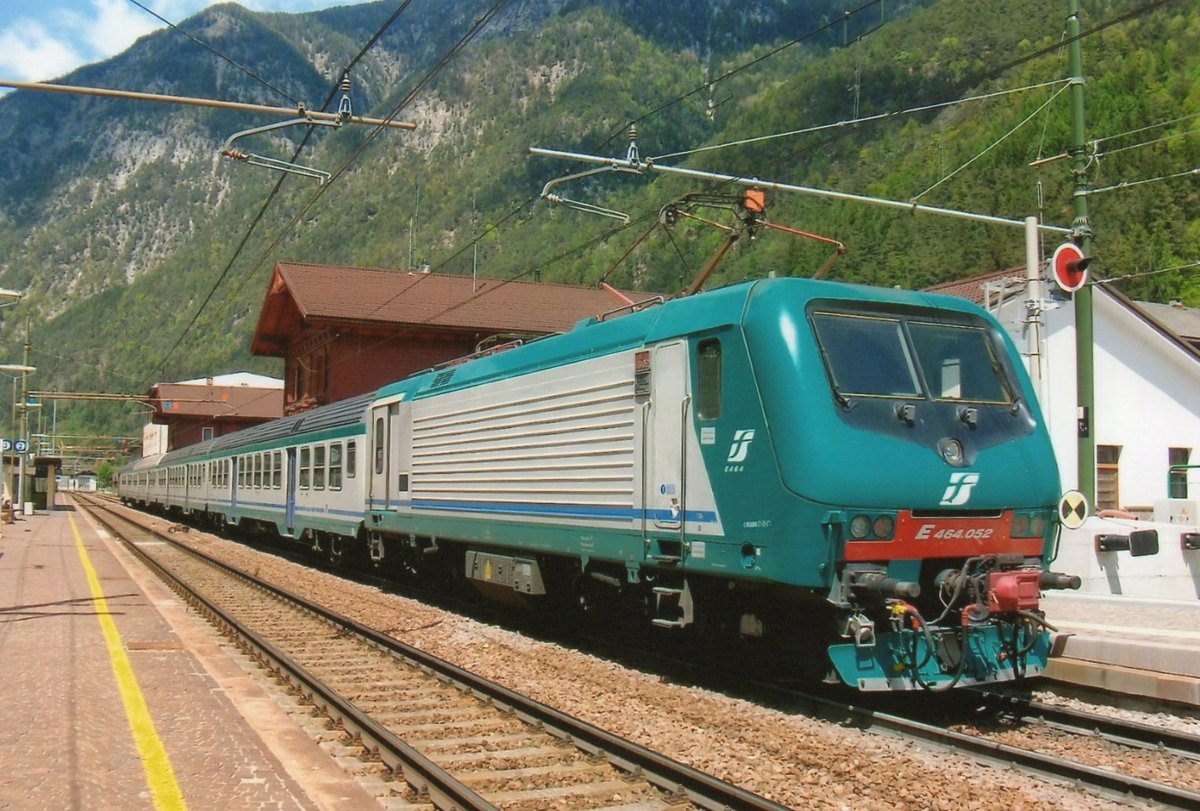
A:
[299, 447, 311, 490]
[374, 417, 385, 474]
[273, 451, 283, 489]
[329, 443, 343, 490]
[253, 454, 262, 488]
[696, 338, 722, 420]
[347, 440, 357, 478]
[314, 445, 326, 490]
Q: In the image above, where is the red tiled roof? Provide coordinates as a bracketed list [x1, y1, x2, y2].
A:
[150, 382, 283, 419]
[925, 267, 1027, 305]
[251, 261, 648, 355]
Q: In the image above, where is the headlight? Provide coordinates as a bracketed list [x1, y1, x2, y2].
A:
[872, 515, 895, 539]
[939, 438, 965, 466]
[849, 514, 872, 539]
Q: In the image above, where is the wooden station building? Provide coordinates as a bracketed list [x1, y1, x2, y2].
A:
[249, 261, 643, 414]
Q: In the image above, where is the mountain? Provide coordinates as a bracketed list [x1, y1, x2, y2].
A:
[0, 0, 1196, 447]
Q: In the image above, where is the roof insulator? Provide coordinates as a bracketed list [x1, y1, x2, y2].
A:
[338, 74, 353, 121]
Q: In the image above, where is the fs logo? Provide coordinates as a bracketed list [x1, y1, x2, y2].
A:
[727, 429, 756, 463]
[940, 472, 980, 506]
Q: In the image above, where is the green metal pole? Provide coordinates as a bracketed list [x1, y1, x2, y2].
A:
[1067, 0, 1095, 506]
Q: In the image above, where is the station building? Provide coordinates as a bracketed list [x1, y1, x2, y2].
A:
[933, 269, 1200, 600]
[249, 261, 643, 414]
[144, 372, 284, 455]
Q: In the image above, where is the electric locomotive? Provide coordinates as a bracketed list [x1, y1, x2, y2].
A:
[121, 277, 1077, 690]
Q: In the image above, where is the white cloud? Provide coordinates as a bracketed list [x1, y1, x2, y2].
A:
[0, 1, 376, 85]
[0, 19, 82, 82]
[78, 0, 166, 57]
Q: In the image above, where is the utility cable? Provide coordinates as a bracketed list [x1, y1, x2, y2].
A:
[1091, 166, 1200, 195]
[1095, 125, 1200, 159]
[179, 0, 514, 357]
[1094, 110, 1200, 146]
[913, 83, 1070, 201]
[1096, 259, 1200, 283]
[421, 0, 892, 303]
[148, 0, 419, 384]
[126, 0, 299, 105]
[652, 79, 1069, 162]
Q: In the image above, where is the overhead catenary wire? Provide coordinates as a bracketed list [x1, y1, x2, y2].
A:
[1094, 125, 1200, 159]
[1095, 259, 1200, 283]
[451, 0, 1172, 300]
[135, 0, 1177, 406]
[362, 0, 1168, 345]
[913, 83, 1072, 201]
[1091, 166, 1200, 195]
[652, 79, 1070, 163]
[1093, 109, 1200, 146]
[125, 0, 300, 105]
[150, 0, 516, 388]
[147, 0, 422, 384]
[413, 0, 894, 304]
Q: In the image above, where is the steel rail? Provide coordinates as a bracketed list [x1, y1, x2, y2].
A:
[81, 497, 494, 811]
[84, 496, 791, 811]
[990, 693, 1200, 759]
[0, 79, 416, 129]
[855, 705, 1200, 808]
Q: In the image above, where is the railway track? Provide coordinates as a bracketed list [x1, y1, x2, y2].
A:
[754, 680, 1200, 809]
[77, 495, 790, 811]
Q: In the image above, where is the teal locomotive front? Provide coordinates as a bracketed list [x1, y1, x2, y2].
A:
[698, 279, 1075, 689]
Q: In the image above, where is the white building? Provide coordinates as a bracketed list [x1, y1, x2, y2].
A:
[929, 270, 1200, 599]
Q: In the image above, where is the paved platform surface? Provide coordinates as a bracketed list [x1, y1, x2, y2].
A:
[1042, 591, 1200, 707]
[0, 502, 379, 810]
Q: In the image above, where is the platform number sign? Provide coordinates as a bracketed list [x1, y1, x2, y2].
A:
[1, 438, 28, 453]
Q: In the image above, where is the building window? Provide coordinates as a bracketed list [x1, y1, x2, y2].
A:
[1169, 447, 1191, 499]
[696, 338, 722, 420]
[202, 427, 214, 442]
[1097, 445, 1122, 511]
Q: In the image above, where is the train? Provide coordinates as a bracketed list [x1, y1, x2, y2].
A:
[119, 276, 1080, 691]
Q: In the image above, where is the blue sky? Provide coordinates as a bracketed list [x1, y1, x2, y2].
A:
[0, 1, 376, 82]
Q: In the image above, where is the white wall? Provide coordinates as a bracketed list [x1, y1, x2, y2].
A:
[996, 290, 1200, 508]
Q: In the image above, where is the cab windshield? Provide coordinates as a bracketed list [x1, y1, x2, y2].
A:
[810, 310, 1013, 404]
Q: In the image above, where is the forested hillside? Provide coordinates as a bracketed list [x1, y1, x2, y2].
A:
[0, 0, 1195, 442]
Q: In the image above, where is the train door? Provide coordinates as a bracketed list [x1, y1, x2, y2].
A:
[230, 457, 239, 514]
[285, 447, 297, 532]
[369, 406, 389, 509]
[648, 341, 688, 530]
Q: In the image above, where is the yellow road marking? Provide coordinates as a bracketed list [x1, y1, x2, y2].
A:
[70, 513, 187, 810]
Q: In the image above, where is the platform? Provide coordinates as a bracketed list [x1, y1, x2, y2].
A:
[0, 502, 378, 810]
[1042, 591, 1200, 707]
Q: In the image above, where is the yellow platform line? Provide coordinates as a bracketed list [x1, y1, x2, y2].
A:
[70, 513, 187, 810]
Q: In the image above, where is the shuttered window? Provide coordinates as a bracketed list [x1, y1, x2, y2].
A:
[1097, 445, 1121, 511]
